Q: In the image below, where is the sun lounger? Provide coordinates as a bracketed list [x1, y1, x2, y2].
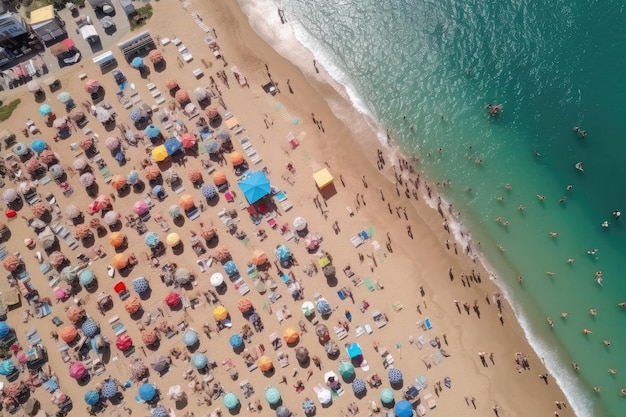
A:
[26, 328, 42, 345]
[250, 154, 262, 165]
[277, 351, 289, 367]
[35, 303, 51, 318]
[112, 322, 126, 336]
[275, 310, 284, 323]
[234, 278, 250, 295]
[392, 302, 404, 312]
[334, 326, 348, 340]
[351, 235, 364, 248]
[355, 326, 365, 338]
[364, 323, 373, 334]
[268, 291, 281, 304]
[346, 206, 355, 216]
[372, 311, 387, 328]
[280, 199, 293, 211]
[58, 344, 71, 363]
[423, 393, 436, 409]
[244, 147, 257, 157]
[424, 317, 432, 330]
[239, 137, 252, 149]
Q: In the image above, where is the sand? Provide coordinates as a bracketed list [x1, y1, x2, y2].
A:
[0, 0, 576, 416]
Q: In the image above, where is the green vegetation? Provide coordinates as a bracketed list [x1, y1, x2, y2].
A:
[130, 4, 154, 30]
[0, 99, 21, 122]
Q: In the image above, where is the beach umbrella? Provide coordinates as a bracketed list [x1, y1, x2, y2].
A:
[346, 343, 362, 359]
[138, 383, 156, 401]
[94, 194, 111, 210]
[293, 217, 307, 232]
[238, 171, 271, 204]
[196, 186, 216, 202]
[175, 268, 191, 285]
[79, 172, 95, 187]
[305, 235, 319, 251]
[115, 151, 125, 163]
[216, 130, 230, 141]
[168, 205, 181, 218]
[191, 353, 207, 369]
[178, 194, 195, 210]
[127, 170, 139, 185]
[151, 145, 168, 162]
[116, 333, 133, 351]
[49, 251, 66, 267]
[229, 151, 244, 166]
[60, 265, 80, 283]
[339, 361, 355, 379]
[223, 392, 239, 410]
[81, 319, 99, 337]
[237, 297, 253, 313]
[79, 137, 94, 150]
[200, 223, 217, 240]
[193, 87, 209, 101]
[66, 305, 85, 323]
[141, 330, 158, 345]
[166, 233, 181, 247]
[316, 387, 331, 405]
[16, 351, 27, 365]
[69, 362, 87, 379]
[38, 104, 52, 116]
[175, 89, 189, 104]
[210, 272, 224, 287]
[49, 164, 64, 179]
[145, 124, 160, 139]
[180, 133, 196, 149]
[13, 142, 29, 156]
[213, 306, 229, 320]
[57, 92, 71, 103]
[144, 166, 160, 180]
[213, 245, 231, 262]
[352, 379, 366, 395]
[316, 299, 331, 315]
[212, 171, 227, 186]
[131, 57, 144, 68]
[1, 189, 18, 205]
[84, 79, 101, 94]
[229, 333, 243, 349]
[95, 106, 112, 123]
[124, 296, 141, 314]
[388, 367, 403, 384]
[39, 228, 57, 248]
[31, 202, 47, 218]
[152, 407, 168, 417]
[103, 211, 120, 226]
[276, 406, 292, 417]
[111, 174, 126, 190]
[380, 388, 394, 404]
[275, 245, 291, 262]
[187, 169, 202, 183]
[0, 360, 14, 375]
[224, 260, 238, 276]
[205, 139, 219, 154]
[148, 49, 163, 63]
[295, 346, 309, 364]
[258, 356, 273, 372]
[165, 291, 181, 307]
[52, 117, 68, 129]
[165, 78, 178, 90]
[315, 324, 329, 339]
[25, 159, 43, 174]
[105, 136, 120, 150]
[69, 109, 85, 122]
[79, 269, 95, 285]
[265, 386, 281, 405]
[182, 330, 198, 347]
[302, 398, 316, 415]
[164, 137, 183, 156]
[144, 232, 160, 248]
[74, 224, 91, 239]
[60, 326, 78, 342]
[301, 301, 315, 317]
[133, 277, 150, 294]
[134, 200, 149, 215]
[40, 149, 57, 164]
[111, 253, 129, 270]
[283, 328, 299, 344]
[31, 139, 46, 153]
[323, 264, 336, 278]
[101, 380, 118, 398]
[206, 106, 219, 119]
[84, 390, 99, 406]
[150, 353, 169, 372]
[129, 108, 146, 123]
[394, 400, 413, 417]
[27, 80, 42, 93]
[165, 168, 179, 183]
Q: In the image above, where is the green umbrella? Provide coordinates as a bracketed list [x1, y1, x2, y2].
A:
[339, 361, 355, 379]
[223, 392, 239, 409]
[265, 386, 281, 405]
[380, 388, 394, 403]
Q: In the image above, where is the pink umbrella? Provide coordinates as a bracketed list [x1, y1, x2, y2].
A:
[305, 235, 319, 251]
[69, 362, 87, 379]
[180, 133, 196, 149]
[16, 351, 27, 364]
[105, 137, 120, 150]
[40, 150, 57, 164]
[49, 251, 66, 267]
[84, 79, 101, 94]
[55, 287, 68, 300]
[133, 200, 149, 215]
[25, 159, 43, 174]
[116, 334, 133, 351]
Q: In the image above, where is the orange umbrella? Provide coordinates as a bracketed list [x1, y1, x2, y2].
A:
[251, 250, 267, 266]
[229, 152, 244, 166]
[213, 172, 227, 186]
[257, 356, 273, 372]
[78, 137, 94, 150]
[200, 223, 216, 240]
[60, 326, 78, 343]
[142, 330, 158, 345]
[2, 254, 20, 272]
[175, 90, 189, 104]
[111, 253, 129, 270]
[179, 194, 195, 210]
[283, 328, 299, 344]
[237, 298, 253, 313]
[144, 166, 160, 180]
[148, 49, 163, 63]
[111, 175, 126, 190]
[31, 202, 48, 218]
[66, 305, 85, 323]
[109, 232, 126, 248]
[187, 169, 202, 183]
[180, 133, 196, 149]
[74, 224, 91, 239]
[165, 77, 178, 90]
[124, 296, 141, 314]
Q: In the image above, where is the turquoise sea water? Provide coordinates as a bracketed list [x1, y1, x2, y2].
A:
[239, 0, 626, 416]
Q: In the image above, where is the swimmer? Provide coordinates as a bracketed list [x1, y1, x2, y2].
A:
[603, 340, 611, 346]
[595, 271, 603, 278]
[518, 205, 526, 212]
[602, 220, 609, 228]
[572, 362, 580, 370]
[619, 302, 626, 308]
[596, 276, 604, 286]
[566, 185, 573, 191]
[518, 276, 523, 284]
[580, 130, 587, 138]
[583, 328, 592, 335]
[561, 312, 569, 318]
[546, 271, 556, 277]
[608, 368, 617, 375]
[594, 386, 601, 393]
[550, 232, 559, 238]
[589, 309, 597, 316]
[575, 162, 584, 171]
[573, 126, 580, 133]
[497, 196, 504, 202]
[537, 194, 545, 201]
[505, 183, 512, 190]
[587, 248, 598, 255]
[503, 221, 509, 228]
[621, 389, 626, 396]
[475, 159, 484, 164]
[567, 258, 575, 264]
[559, 196, 566, 203]
[497, 244, 505, 252]
[547, 317, 554, 327]
[495, 217, 502, 223]
[534, 149, 541, 158]
[612, 210, 621, 219]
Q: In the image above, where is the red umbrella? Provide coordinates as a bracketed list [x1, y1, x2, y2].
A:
[79, 137, 94, 150]
[164, 292, 181, 308]
[180, 133, 196, 149]
[115, 334, 133, 351]
[175, 90, 189, 104]
[187, 169, 202, 183]
[144, 166, 160, 180]
[149, 49, 163, 63]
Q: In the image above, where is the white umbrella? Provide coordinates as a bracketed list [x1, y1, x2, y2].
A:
[167, 385, 185, 401]
[210, 272, 224, 287]
[73, 158, 88, 171]
[103, 211, 120, 226]
[79, 173, 95, 187]
[293, 217, 307, 232]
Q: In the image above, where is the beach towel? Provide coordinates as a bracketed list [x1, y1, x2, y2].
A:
[365, 278, 375, 291]
[337, 290, 346, 300]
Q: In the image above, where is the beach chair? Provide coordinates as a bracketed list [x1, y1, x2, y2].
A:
[234, 278, 250, 295]
[280, 199, 293, 211]
[355, 326, 365, 338]
[58, 344, 71, 363]
[277, 351, 289, 367]
[267, 217, 277, 229]
[275, 310, 284, 323]
[372, 311, 387, 328]
[245, 147, 257, 157]
[364, 323, 373, 334]
[392, 302, 404, 312]
[26, 328, 42, 345]
[351, 235, 364, 248]
[334, 326, 348, 340]
[239, 137, 252, 149]
[423, 393, 436, 409]
[250, 154, 262, 165]
[424, 317, 432, 330]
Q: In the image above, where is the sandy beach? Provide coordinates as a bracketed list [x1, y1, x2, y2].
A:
[0, 1, 578, 417]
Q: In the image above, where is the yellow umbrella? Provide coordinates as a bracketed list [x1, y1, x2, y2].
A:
[229, 151, 244, 166]
[151, 145, 168, 162]
[166, 233, 181, 247]
[108, 232, 126, 247]
[111, 253, 129, 269]
[213, 306, 228, 321]
[283, 328, 299, 344]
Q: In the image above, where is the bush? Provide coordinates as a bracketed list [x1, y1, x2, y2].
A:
[0, 99, 21, 122]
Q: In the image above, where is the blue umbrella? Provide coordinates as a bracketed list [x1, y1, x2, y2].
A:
[49, 163, 64, 179]
[0, 360, 15, 376]
[192, 353, 207, 369]
[229, 333, 243, 349]
[138, 383, 156, 401]
[145, 125, 160, 139]
[127, 170, 139, 185]
[301, 399, 316, 414]
[394, 400, 413, 417]
[153, 185, 164, 196]
[380, 388, 394, 404]
[31, 139, 46, 153]
[224, 260, 237, 276]
[0, 321, 10, 338]
[388, 367, 403, 384]
[205, 140, 219, 154]
[275, 245, 291, 262]
[79, 269, 95, 285]
[265, 386, 281, 405]
[352, 378, 366, 395]
[223, 392, 239, 409]
[144, 232, 160, 248]
[57, 92, 72, 104]
[183, 330, 198, 347]
[84, 390, 100, 405]
[82, 319, 99, 337]
[131, 57, 144, 68]
[201, 184, 217, 199]
[316, 299, 331, 315]
[216, 130, 230, 141]
[101, 381, 118, 398]
[129, 109, 145, 123]
[115, 152, 126, 162]
[39, 104, 52, 116]
[238, 171, 271, 204]
[133, 277, 149, 294]
[276, 406, 292, 417]
[164, 137, 183, 156]
[152, 406, 168, 417]
[13, 143, 29, 156]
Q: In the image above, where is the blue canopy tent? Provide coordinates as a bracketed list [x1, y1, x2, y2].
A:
[238, 171, 271, 204]
[164, 137, 183, 157]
